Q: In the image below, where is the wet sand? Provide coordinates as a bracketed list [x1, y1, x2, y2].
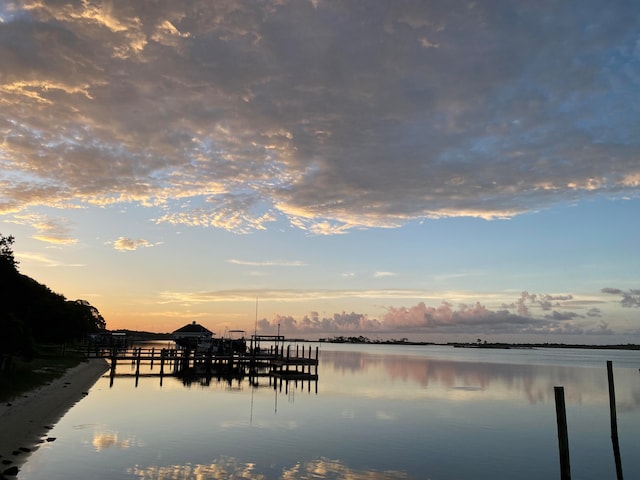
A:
[0, 359, 109, 477]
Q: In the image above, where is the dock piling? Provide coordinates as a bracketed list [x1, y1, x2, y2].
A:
[554, 386, 571, 480]
[607, 361, 624, 480]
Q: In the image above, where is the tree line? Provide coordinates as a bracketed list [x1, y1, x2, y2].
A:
[1, 234, 106, 358]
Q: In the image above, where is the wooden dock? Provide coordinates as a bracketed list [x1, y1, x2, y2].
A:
[83, 338, 319, 389]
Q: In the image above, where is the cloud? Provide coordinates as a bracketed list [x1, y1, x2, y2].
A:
[112, 237, 154, 251]
[250, 290, 621, 336]
[1, 1, 639, 234]
[228, 259, 307, 267]
[543, 310, 581, 321]
[17, 252, 84, 268]
[255, 298, 589, 336]
[602, 288, 624, 295]
[602, 287, 640, 308]
[159, 288, 431, 304]
[585, 320, 614, 336]
[7, 213, 77, 244]
[503, 291, 578, 316]
[373, 271, 397, 278]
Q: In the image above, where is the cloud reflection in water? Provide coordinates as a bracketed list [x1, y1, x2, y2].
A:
[92, 431, 140, 451]
[129, 456, 414, 480]
[321, 348, 640, 409]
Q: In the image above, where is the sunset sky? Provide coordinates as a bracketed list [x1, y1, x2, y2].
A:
[1, 0, 639, 343]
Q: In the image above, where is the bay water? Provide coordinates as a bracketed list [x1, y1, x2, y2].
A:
[18, 343, 640, 479]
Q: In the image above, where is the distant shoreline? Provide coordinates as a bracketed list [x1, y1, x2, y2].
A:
[126, 330, 640, 350]
[314, 339, 640, 350]
[124, 330, 640, 351]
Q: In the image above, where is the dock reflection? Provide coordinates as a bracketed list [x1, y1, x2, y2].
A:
[103, 344, 319, 395]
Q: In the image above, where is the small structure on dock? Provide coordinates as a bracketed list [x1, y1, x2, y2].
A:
[172, 321, 214, 349]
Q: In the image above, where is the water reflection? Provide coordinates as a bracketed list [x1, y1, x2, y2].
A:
[129, 456, 413, 480]
[18, 345, 640, 480]
[92, 431, 139, 451]
[321, 347, 640, 409]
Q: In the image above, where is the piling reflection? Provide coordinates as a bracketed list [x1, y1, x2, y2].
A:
[321, 348, 640, 409]
[129, 456, 413, 480]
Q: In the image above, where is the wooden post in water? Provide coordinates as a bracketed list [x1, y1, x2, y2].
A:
[183, 348, 191, 374]
[554, 386, 571, 480]
[135, 349, 141, 374]
[150, 347, 155, 369]
[134, 349, 140, 384]
[205, 350, 212, 377]
[109, 348, 117, 388]
[607, 361, 624, 480]
[110, 348, 117, 373]
[160, 349, 165, 375]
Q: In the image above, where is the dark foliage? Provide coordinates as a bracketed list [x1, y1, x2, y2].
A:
[0, 233, 106, 356]
[0, 234, 18, 271]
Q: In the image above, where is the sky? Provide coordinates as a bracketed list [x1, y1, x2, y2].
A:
[1, 0, 639, 343]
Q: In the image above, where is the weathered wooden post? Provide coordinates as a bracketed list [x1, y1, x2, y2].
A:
[607, 361, 624, 480]
[554, 386, 571, 480]
[133, 350, 139, 385]
[109, 347, 117, 388]
[205, 350, 212, 377]
[150, 347, 155, 369]
[110, 347, 117, 373]
[182, 348, 191, 373]
[135, 349, 141, 374]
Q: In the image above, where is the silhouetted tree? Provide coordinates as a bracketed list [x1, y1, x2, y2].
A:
[0, 234, 107, 350]
[0, 311, 34, 358]
[0, 233, 18, 272]
[71, 299, 106, 333]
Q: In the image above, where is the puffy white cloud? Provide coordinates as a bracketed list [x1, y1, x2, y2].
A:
[165, 287, 630, 336]
[112, 236, 153, 251]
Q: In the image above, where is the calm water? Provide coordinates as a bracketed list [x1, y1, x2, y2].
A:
[19, 343, 640, 479]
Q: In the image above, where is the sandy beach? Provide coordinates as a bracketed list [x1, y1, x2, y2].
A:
[0, 358, 109, 477]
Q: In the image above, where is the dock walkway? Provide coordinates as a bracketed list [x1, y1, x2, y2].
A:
[81, 341, 319, 386]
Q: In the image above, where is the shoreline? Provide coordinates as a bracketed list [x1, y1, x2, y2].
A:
[0, 358, 109, 477]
